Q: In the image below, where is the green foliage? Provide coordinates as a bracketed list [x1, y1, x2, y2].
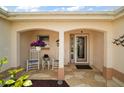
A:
[0, 57, 32, 87]
[14, 79, 23, 87]
[13, 74, 32, 87]
[17, 74, 29, 81]
[1, 68, 32, 87]
[0, 80, 4, 85]
[0, 57, 8, 78]
[0, 57, 8, 70]
[8, 68, 24, 80]
[8, 68, 24, 75]
[5, 79, 15, 85]
[23, 80, 32, 87]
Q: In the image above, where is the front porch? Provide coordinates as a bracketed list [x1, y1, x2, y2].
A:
[26, 64, 120, 87]
[18, 28, 106, 80]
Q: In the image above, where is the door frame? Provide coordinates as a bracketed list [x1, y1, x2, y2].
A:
[74, 34, 89, 64]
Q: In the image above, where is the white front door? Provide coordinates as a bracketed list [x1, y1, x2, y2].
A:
[74, 35, 88, 64]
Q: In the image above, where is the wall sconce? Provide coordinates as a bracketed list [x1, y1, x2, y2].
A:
[113, 34, 124, 47]
[56, 39, 59, 47]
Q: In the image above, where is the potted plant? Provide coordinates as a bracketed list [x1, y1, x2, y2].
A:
[30, 40, 46, 51]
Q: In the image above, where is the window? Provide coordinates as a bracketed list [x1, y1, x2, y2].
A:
[38, 35, 50, 48]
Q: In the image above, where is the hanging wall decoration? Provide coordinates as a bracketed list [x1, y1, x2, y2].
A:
[113, 34, 124, 47]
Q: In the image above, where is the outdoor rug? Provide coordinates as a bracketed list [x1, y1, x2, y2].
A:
[31, 80, 69, 87]
[75, 65, 92, 69]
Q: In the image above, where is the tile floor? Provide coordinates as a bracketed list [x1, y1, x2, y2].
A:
[27, 64, 121, 87]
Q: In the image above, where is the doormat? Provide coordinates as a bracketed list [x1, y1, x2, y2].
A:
[75, 65, 92, 69]
[31, 80, 69, 87]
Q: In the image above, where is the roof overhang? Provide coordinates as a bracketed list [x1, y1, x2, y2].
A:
[0, 8, 9, 19]
[0, 7, 124, 21]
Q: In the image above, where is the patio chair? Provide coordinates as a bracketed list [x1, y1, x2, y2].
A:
[26, 48, 40, 71]
[51, 57, 59, 70]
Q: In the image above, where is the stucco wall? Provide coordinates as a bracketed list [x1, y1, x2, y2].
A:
[0, 17, 11, 72]
[20, 31, 32, 67]
[112, 16, 124, 73]
[93, 31, 104, 72]
[12, 21, 113, 32]
[20, 30, 59, 67]
[11, 20, 113, 68]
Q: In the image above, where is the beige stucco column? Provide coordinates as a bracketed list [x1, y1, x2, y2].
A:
[103, 31, 112, 68]
[58, 31, 64, 80]
[103, 31, 113, 79]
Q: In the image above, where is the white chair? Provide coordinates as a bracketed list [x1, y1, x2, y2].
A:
[51, 57, 59, 70]
[26, 48, 40, 71]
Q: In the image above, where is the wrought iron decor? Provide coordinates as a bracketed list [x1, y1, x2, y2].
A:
[113, 34, 124, 47]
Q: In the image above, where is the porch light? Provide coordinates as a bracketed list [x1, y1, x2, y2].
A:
[56, 39, 59, 47]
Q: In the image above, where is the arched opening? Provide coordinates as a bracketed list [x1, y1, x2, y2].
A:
[15, 27, 109, 86]
[64, 28, 107, 86]
[17, 28, 59, 80]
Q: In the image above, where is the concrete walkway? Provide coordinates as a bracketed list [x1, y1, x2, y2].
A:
[27, 64, 121, 87]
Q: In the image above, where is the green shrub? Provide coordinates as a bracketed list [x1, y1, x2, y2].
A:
[0, 57, 8, 70]
[0, 57, 32, 87]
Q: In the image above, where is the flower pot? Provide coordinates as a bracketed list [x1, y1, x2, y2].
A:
[36, 47, 41, 51]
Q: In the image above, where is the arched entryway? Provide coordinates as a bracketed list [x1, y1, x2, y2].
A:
[64, 28, 107, 86]
[64, 28, 106, 71]
[17, 28, 59, 80]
